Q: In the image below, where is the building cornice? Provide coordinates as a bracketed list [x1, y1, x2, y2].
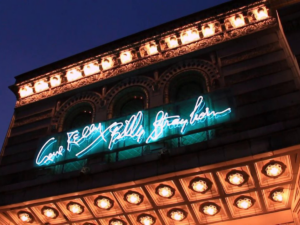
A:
[11, 1, 275, 107]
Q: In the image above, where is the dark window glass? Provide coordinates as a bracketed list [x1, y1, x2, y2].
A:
[175, 82, 203, 101]
[120, 97, 144, 117]
[63, 104, 93, 131]
[113, 90, 146, 118]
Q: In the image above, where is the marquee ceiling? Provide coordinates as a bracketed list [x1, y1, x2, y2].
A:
[0, 152, 297, 225]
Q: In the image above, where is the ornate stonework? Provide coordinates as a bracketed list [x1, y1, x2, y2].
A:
[14, 14, 277, 108]
[159, 59, 219, 103]
[52, 91, 103, 131]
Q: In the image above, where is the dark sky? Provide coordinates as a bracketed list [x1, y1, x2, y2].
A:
[0, 0, 229, 148]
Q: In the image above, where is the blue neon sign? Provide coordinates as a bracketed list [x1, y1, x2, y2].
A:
[35, 96, 231, 166]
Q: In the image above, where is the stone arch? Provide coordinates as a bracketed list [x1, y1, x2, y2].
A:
[52, 91, 103, 132]
[104, 76, 155, 119]
[159, 59, 220, 103]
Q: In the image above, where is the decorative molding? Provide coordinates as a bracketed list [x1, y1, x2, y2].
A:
[15, 17, 277, 108]
[104, 76, 155, 106]
[52, 91, 103, 131]
[104, 76, 154, 118]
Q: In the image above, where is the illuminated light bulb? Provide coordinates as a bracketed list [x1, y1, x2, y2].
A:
[157, 185, 174, 198]
[233, 15, 245, 27]
[149, 44, 158, 55]
[168, 36, 178, 48]
[125, 191, 143, 205]
[19, 85, 34, 98]
[265, 163, 283, 177]
[18, 212, 33, 223]
[228, 172, 245, 185]
[110, 219, 124, 225]
[203, 25, 214, 37]
[50, 75, 61, 87]
[138, 214, 155, 225]
[191, 179, 208, 193]
[181, 30, 199, 44]
[34, 80, 49, 93]
[66, 68, 82, 82]
[272, 190, 284, 202]
[236, 197, 253, 209]
[256, 8, 268, 20]
[96, 196, 113, 210]
[102, 58, 113, 70]
[169, 209, 186, 221]
[67, 202, 84, 214]
[83, 62, 100, 76]
[202, 204, 219, 216]
[42, 207, 58, 219]
[120, 51, 132, 64]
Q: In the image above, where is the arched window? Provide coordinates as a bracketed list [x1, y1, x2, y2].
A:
[63, 103, 93, 131]
[111, 88, 147, 118]
[169, 71, 206, 102]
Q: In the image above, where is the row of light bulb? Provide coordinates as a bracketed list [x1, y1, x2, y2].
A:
[18, 186, 284, 224]
[18, 7, 269, 99]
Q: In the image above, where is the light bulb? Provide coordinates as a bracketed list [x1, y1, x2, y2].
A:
[191, 179, 208, 193]
[233, 15, 245, 27]
[265, 163, 283, 177]
[236, 197, 253, 209]
[228, 172, 245, 185]
[157, 185, 174, 198]
[202, 204, 219, 216]
[169, 209, 186, 221]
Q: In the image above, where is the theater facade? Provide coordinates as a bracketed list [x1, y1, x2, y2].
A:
[2, 0, 300, 224]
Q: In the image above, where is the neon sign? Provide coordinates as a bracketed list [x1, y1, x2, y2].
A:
[36, 96, 231, 166]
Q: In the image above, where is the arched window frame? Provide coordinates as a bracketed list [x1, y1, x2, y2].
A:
[52, 91, 102, 132]
[107, 86, 149, 119]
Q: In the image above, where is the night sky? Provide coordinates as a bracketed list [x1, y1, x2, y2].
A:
[0, 0, 229, 148]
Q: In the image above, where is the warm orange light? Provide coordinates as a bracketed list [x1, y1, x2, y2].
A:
[18, 212, 33, 223]
[157, 185, 174, 198]
[138, 215, 155, 225]
[96, 197, 113, 209]
[167, 36, 178, 48]
[83, 61, 100, 76]
[42, 207, 58, 219]
[233, 15, 245, 27]
[67, 202, 83, 214]
[228, 172, 244, 185]
[272, 190, 284, 202]
[102, 57, 113, 70]
[50, 75, 61, 87]
[147, 43, 158, 55]
[192, 180, 208, 193]
[169, 209, 186, 221]
[120, 51, 132, 64]
[236, 197, 253, 209]
[256, 8, 268, 20]
[110, 219, 124, 225]
[265, 163, 283, 177]
[66, 68, 82, 82]
[34, 80, 49, 93]
[202, 204, 218, 216]
[202, 25, 214, 37]
[181, 29, 199, 44]
[19, 85, 34, 98]
[125, 191, 142, 205]
[139, 216, 154, 225]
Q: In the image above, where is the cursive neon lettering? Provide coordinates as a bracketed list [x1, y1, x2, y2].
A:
[36, 96, 231, 165]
